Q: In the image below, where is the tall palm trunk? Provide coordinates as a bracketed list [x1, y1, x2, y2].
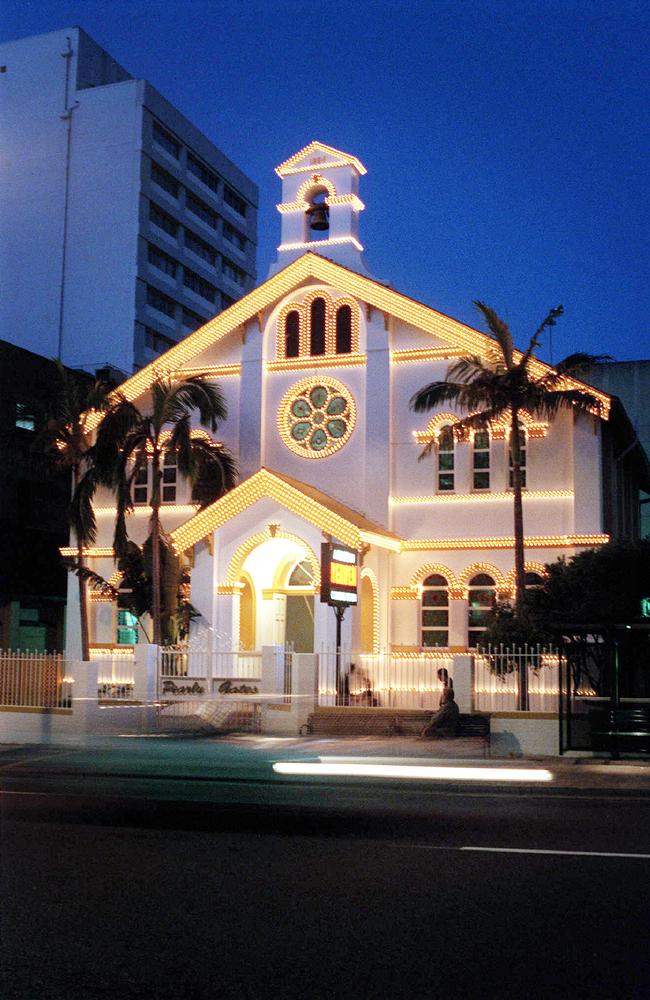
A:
[151, 447, 162, 646]
[510, 406, 528, 710]
[73, 466, 90, 661]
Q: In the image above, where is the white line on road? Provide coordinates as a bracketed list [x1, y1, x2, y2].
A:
[459, 846, 650, 859]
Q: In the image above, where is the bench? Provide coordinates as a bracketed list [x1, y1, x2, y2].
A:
[300, 708, 491, 757]
[588, 707, 650, 758]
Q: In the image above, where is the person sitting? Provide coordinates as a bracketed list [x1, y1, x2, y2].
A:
[420, 686, 460, 738]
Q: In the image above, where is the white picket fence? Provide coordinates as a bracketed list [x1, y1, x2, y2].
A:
[318, 647, 455, 710]
[159, 648, 263, 685]
[0, 651, 73, 709]
[94, 654, 136, 701]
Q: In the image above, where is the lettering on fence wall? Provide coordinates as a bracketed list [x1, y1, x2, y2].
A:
[218, 680, 259, 695]
[162, 680, 205, 695]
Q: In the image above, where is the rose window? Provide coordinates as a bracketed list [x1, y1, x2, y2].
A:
[278, 377, 356, 458]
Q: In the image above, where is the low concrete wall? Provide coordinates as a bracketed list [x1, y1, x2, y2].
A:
[490, 715, 559, 757]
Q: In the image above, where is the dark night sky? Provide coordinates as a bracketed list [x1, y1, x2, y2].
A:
[2, 0, 649, 363]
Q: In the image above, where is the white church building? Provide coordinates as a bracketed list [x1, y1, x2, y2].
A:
[66, 142, 643, 670]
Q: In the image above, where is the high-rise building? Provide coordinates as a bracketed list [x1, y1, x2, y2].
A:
[0, 27, 258, 374]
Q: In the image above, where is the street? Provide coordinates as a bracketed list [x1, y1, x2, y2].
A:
[1, 741, 650, 999]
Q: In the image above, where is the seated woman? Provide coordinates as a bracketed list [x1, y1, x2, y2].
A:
[420, 686, 460, 738]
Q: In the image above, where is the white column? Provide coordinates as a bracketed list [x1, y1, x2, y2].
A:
[448, 598, 468, 648]
[133, 644, 159, 703]
[450, 654, 472, 713]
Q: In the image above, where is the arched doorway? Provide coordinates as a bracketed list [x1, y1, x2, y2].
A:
[360, 574, 376, 653]
[234, 537, 317, 651]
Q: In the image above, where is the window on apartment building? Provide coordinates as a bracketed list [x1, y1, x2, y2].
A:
[186, 192, 219, 230]
[15, 402, 36, 431]
[421, 574, 449, 647]
[221, 294, 235, 308]
[149, 201, 179, 238]
[182, 307, 207, 332]
[152, 121, 180, 159]
[223, 221, 246, 253]
[473, 430, 490, 490]
[467, 574, 496, 648]
[223, 185, 246, 217]
[145, 328, 176, 354]
[147, 243, 177, 278]
[187, 154, 219, 194]
[310, 297, 326, 356]
[183, 267, 216, 304]
[222, 258, 245, 287]
[184, 228, 218, 267]
[335, 305, 352, 354]
[437, 426, 455, 491]
[151, 161, 180, 199]
[509, 425, 527, 488]
[146, 284, 177, 319]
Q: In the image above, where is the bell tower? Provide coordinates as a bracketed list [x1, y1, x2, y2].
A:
[270, 141, 371, 276]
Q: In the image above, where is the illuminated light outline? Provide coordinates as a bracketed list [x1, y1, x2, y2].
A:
[410, 563, 460, 593]
[272, 761, 553, 783]
[390, 490, 574, 505]
[168, 468, 400, 555]
[390, 587, 419, 600]
[277, 375, 357, 460]
[275, 142, 367, 177]
[170, 364, 241, 379]
[415, 409, 549, 445]
[360, 567, 381, 653]
[457, 562, 508, 596]
[278, 236, 364, 253]
[94, 504, 199, 515]
[267, 354, 366, 373]
[224, 528, 321, 588]
[82, 253, 611, 431]
[391, 347, 470, 363]
[89, 646, 135, 658]
[402, 534, 609, 552]
[60, 547, 114, 557]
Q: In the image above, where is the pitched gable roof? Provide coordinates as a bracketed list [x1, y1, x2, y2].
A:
[169, 468, 401, 555]
[275, 141, 367, 177]
[86, 252, 611, 430]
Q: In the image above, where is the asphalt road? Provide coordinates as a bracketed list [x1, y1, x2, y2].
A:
[1, 759, 650, 1000]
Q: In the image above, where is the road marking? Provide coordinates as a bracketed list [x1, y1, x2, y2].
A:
[459, 846, 650, 859]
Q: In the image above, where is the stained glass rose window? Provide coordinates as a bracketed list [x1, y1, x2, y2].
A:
[278, 377, 356, 458]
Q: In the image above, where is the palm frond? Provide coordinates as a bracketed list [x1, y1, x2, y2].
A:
[473, 301, 514, 368]
[189, 440, 238, 506]
[518, 306, 564, 368]
[554, 352, 612, 377]
[70, 465, 99, 545]
[61, 557, 118, 599]
[410, 381, 467, 412]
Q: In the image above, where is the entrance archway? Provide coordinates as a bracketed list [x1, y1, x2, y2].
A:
[234, 536, 317, 651]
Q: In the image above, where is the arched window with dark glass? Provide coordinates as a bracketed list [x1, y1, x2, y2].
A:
[437, 426, 455, 491]
[467, 573, 496, 647]
[421, 574, 449, 647]
[310, 297, 326, 355]
[335, 305, 352, 354]
[524, 572, 544, 590]
[285, 310, 300, 358]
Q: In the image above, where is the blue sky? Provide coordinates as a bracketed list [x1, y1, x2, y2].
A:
[2, 0, 648, 362]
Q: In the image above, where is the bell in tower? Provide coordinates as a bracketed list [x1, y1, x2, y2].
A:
[306, 189, 330, 233]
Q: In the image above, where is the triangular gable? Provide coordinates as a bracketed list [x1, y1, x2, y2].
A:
[169, 468, 401, 555]
[86, 252, 611, 429]
[275, 141, 367, 177]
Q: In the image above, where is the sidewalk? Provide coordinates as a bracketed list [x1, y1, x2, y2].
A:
[1, 734, 650, 794]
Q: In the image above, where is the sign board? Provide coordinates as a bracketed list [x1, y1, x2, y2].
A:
[320, 541, 359, 606]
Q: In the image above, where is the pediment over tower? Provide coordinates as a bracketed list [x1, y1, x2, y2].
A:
[275, 142, 367, 178]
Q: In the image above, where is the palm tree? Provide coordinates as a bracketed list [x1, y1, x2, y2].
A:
[410, 302, 606, 706]
[92, 375, 237, 645]
[39, 362, 111, 660]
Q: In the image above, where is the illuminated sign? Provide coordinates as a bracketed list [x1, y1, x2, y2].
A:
[321, 542, 358, 606]
[641, 597, 650, 619]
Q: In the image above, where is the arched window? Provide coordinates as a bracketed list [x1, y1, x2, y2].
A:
[509, 424, 527, 488]
[335, 305, 352, 354]
[421, 574, 449, 647]
[285, 310, 300, 358]
[310, 298, 326, 355]
[473, 430, 490, 490]
[524, 572, 544, 590]
[437, 426, 455, 491]
[467, 573, 496, 648]
[288, 560, 313, 586]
